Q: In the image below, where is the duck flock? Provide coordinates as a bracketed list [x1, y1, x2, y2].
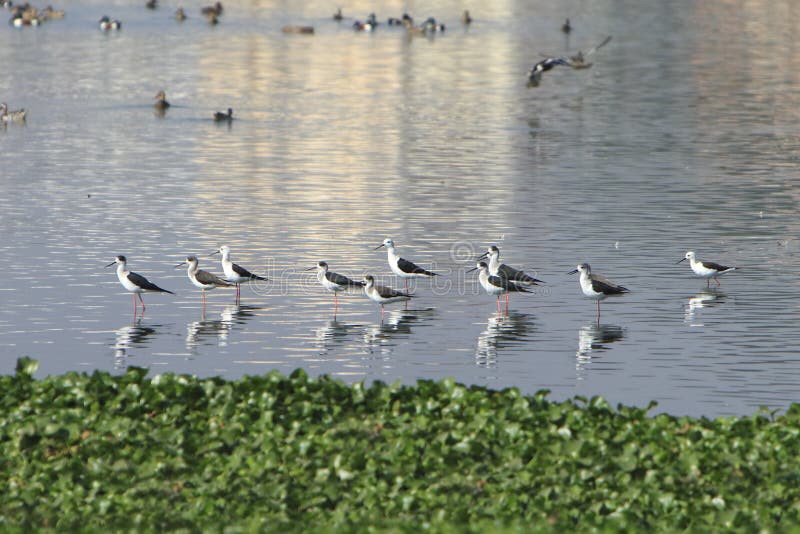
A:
[3, 3, 613, 123]
[107, 240, 737, 323]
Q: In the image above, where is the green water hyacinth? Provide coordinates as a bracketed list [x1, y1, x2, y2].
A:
[1, 357, 800, 531]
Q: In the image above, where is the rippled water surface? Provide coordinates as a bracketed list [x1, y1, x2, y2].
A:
[3, 0, 800, 416]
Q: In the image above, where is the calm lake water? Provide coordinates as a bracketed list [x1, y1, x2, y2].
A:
[2, 0, 800, 417]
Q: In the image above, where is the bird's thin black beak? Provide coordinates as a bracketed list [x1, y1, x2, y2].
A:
[567, 269, 579, 275]
[105, 261, 116, 268]
[676, 257, 686, 264]
[208, 249, 220, 257]
[374, 244, 385, 250]
[477, 251, 488, 260]
[466, 267, 478, 273]
[175, 262, 187, 269]
[304, 266, 316, 271]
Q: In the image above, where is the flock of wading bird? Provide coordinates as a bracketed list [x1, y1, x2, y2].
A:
[107, 241, 737, 322]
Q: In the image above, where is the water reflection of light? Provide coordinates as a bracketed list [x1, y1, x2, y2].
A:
[684, 289, 726, 327]
[575, 323, 625, 378]
[113, 319, 158, 369]
[184, 14, 521, 249]
[475, 311, 535, 369]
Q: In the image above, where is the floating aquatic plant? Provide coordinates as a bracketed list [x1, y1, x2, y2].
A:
[0, 357, 798, 530]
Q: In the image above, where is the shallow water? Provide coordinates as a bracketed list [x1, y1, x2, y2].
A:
[2, 0, 800, 417]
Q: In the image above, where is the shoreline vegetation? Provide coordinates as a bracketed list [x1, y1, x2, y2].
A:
[2, 357, 798, 530]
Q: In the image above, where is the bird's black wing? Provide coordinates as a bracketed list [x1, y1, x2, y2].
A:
[233, 263, 267, 281]
[590, 275, 628, 295]
[397, 257, 437, 276]
[701, 260, 731, 272]
[376, 285, 412, 299]
[498, 264, 543, 285]
[585, 35, 612, 56]
[128, 272, 174, 294]
[537, 57, 569, 71]
[196, 269, 232, 286]
[489, 275, 531, 292]
[326, 271, 364, 287]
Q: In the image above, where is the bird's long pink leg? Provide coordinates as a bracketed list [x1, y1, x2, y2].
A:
[139, 293, 146, 313]
[596, 301, 601, 323]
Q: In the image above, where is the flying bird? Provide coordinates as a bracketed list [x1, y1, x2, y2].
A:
[527, 57, 569, 87]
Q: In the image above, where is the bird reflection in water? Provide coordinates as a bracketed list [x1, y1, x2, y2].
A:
[113, 318, 159, 368]
[363, 308, 435, 356]
[575, 323, 625, 378]
[220, 303, 260, 326]
[185, 304, 260, 352]
[475, 311, 535, 369]
[313, 319, 362, 355]
[684, 288, 726, 327]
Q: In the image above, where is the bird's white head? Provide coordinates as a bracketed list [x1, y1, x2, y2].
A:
[175, 256, 198, 269]
[305, 261, 329, 273]
[677, 251, 696, 265]
[568, 263, 591, 276]
[467, 261, 489, 273]
[375, 238, 395, 250]
[363, 275, 375, 288]
[106, 255, 126, 268]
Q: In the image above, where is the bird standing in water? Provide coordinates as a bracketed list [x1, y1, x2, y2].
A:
[176, 255, 233, 309]
[363, 275, 413, 318]
[307, 261, 364, 315]
[375, 238, 438, 294]
[469, 261, 532, 314]
[678, 251, 737, 287]
[106, 255, 173, 314]
[567, 263, 628, 322]
[210, 246, 267, 302]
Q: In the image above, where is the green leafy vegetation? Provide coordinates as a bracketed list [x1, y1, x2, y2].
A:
[1, 357, 799, 531]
